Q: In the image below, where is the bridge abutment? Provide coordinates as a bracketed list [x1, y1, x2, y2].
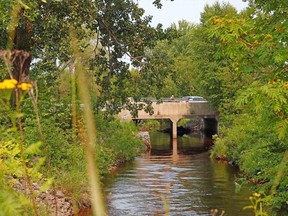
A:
[203, 118, 218, 137]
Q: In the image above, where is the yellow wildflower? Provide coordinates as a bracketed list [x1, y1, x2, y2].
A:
[18, 83, 33, 91]
[265, 34, 272, 40]
[270, 42, 275, 47]
[253, 192, 261, 198]
[253, 40, 259, 45]
[0, 79, 18, 89]
[213, 17, 221, 24]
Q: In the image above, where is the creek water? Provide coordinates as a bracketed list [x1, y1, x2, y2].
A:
[103, 131, 253, 216]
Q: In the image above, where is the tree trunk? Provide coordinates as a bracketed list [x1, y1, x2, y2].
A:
[11, 11, 32, 82]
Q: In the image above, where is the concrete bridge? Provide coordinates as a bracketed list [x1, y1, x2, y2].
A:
[118, 100, 218, 139]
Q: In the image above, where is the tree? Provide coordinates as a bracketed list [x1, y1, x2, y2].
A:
[141, 2, 248, 115]
[0, 1, 173, 214]
[0, 0, 169, 114]
[208, 0, 288, 213]
[193, 2, 250, 116]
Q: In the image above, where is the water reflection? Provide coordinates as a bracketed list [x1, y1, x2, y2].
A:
[104, 132, 252, 216]
[172, 139, 179, 162]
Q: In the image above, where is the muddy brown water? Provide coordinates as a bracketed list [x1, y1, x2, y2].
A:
[101, 131, 253, 216]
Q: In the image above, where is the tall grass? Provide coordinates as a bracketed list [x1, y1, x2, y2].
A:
[69, 27, 107, 216]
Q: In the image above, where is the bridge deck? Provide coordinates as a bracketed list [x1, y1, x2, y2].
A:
[119, 101, 217, 120]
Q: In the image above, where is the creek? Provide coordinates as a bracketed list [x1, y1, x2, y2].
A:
[103, 131, 253, 216]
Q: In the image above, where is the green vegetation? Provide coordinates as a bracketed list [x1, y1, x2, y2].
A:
[141, 1, 288, 215]
[0, 76, 143, 215]
[137, 119, 161, 131]
[0, 0, 157, 215]
[0, 0, 287, 215]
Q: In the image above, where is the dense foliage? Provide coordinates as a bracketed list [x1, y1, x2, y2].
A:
[142, 1, 288, 215]
[0, 0, 287, 215]
[0, 0, 170, 114]
[0, 0, 161, 215]
[208, 1, 288, 214]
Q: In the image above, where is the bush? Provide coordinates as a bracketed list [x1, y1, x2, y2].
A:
[96, 114, 143, 175]
[211, 110, 288, 214]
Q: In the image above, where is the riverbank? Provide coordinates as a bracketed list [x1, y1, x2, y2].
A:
[18, 131, 152, 215]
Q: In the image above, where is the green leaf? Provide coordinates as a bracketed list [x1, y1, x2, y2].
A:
[40, 177, 54, 192]
[33, 156, 46, 171]
[275, 120, 288, 140]
[243, 205, 254, 210]
[274, 54, 283, 63]
[242, 65, 254, 73]
[18, 0, 30, 10]
[273, 103, 282, 113]
[24, 141, 42, 155]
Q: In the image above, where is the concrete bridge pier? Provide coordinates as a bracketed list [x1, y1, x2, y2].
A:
[171, 118, 179, 139]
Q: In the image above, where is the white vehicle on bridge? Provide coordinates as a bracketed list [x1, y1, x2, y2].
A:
[182, 96, 207, 102]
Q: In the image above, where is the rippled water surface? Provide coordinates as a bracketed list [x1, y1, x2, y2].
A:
[103, 132, 253, 216]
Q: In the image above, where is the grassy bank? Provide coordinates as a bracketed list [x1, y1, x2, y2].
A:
[0, 80, 145, 215]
